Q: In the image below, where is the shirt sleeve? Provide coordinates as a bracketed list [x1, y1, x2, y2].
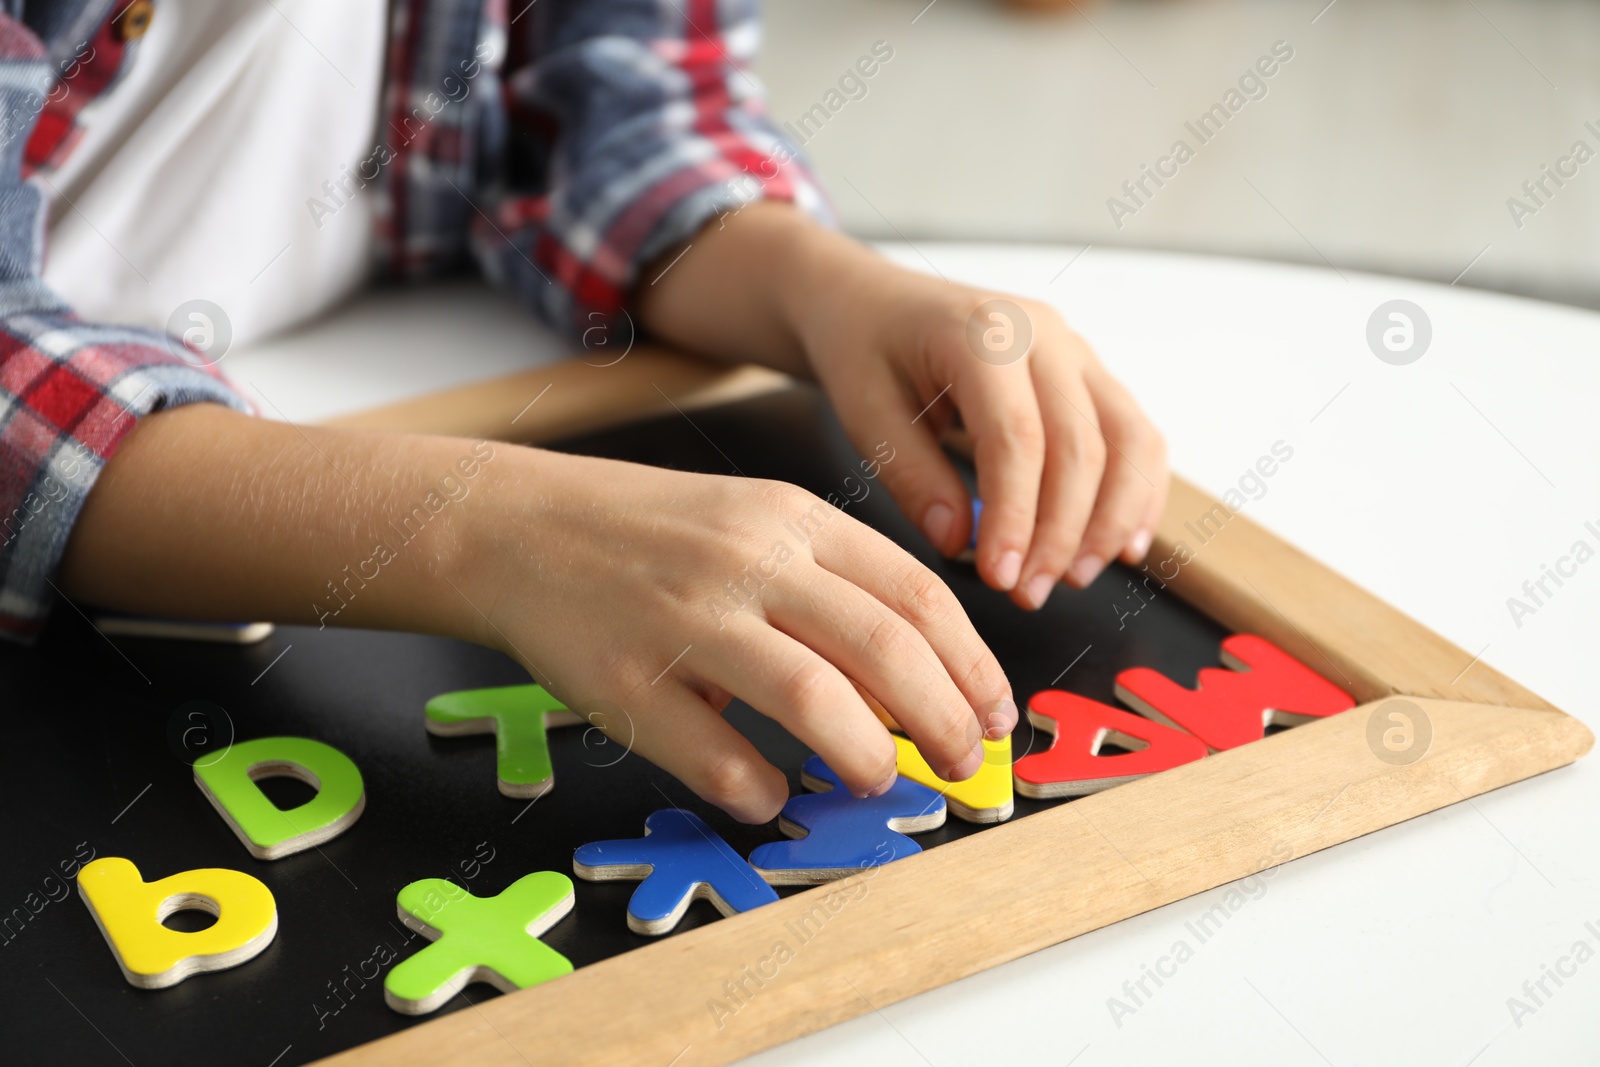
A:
[0, 13, 250, 642]
[472, 0, 834, 339]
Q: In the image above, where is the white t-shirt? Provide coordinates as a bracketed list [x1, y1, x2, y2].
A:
[42, 0, 388, 350]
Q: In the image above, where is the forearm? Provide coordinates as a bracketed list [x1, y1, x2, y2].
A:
[633, 201, 884, 378]
[58, 404, 503, 641]
[52, 376, 1017, 821]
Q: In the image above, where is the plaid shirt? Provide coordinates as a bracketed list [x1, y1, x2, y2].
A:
[0, 0, 828, 640]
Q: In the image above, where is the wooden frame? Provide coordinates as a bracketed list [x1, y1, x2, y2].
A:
[317, 352, 1593, 1066]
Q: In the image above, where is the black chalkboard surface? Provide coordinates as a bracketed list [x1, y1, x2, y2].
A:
[0, 386, 1227, 1066]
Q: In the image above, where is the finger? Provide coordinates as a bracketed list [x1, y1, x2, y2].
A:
[1128, 466, 1171, 565]
[622, 684, 789, 823]
[767, 567, 984, 781]
[954, 359, 1047, 593]
[852, 678, 901, 732]
[823, 357, 973, 557]
[810, 515, 1016, 739]
[1080, 370, 1168, 569]
[1107, 375, 1170, 564]
[1016, 352, 1107, 605]
[702, 619, 900, 798]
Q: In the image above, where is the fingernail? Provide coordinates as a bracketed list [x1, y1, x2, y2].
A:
[1128, 528, 1153, 561]
[1068, 553, 1104, 588]
[922, 502, 955, 551]
[860, 770, 898, 798]
[994, 550, 1023, 590]
[1023, 573, 1055, 610]
[947, 740, 985, 782]
[985, 698, 1018, 739]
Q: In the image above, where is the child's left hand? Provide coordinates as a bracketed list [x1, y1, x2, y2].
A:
[639, 202, 1169, 610]
[792, 243, 1168, 609]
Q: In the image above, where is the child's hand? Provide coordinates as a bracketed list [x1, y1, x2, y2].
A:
[465, 451, 1016, 823]
[64, 406, 1014, 826]
[638, 204, 1168, 611]
[792, 244, 1169, 610]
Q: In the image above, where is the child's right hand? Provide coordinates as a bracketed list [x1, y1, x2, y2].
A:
[60, 404, 1012, 825]
[464, 449, 1016, 823]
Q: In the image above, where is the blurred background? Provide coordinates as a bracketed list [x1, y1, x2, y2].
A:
[754, 0, 1600, 309]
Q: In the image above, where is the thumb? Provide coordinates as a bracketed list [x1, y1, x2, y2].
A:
[827, 361, 973, 557]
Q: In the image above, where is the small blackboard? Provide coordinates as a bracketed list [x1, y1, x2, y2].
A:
[0, 387, 1228, 1066]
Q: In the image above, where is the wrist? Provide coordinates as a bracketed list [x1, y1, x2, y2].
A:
[438, 439, 549, 651]
[775, 222, 881, 364]
[295, 433, 507, 643]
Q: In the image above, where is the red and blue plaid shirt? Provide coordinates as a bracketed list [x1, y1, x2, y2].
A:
[0, 0, 828, 640]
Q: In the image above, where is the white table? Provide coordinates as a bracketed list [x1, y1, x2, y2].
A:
[228, 245, 1600, 1066]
